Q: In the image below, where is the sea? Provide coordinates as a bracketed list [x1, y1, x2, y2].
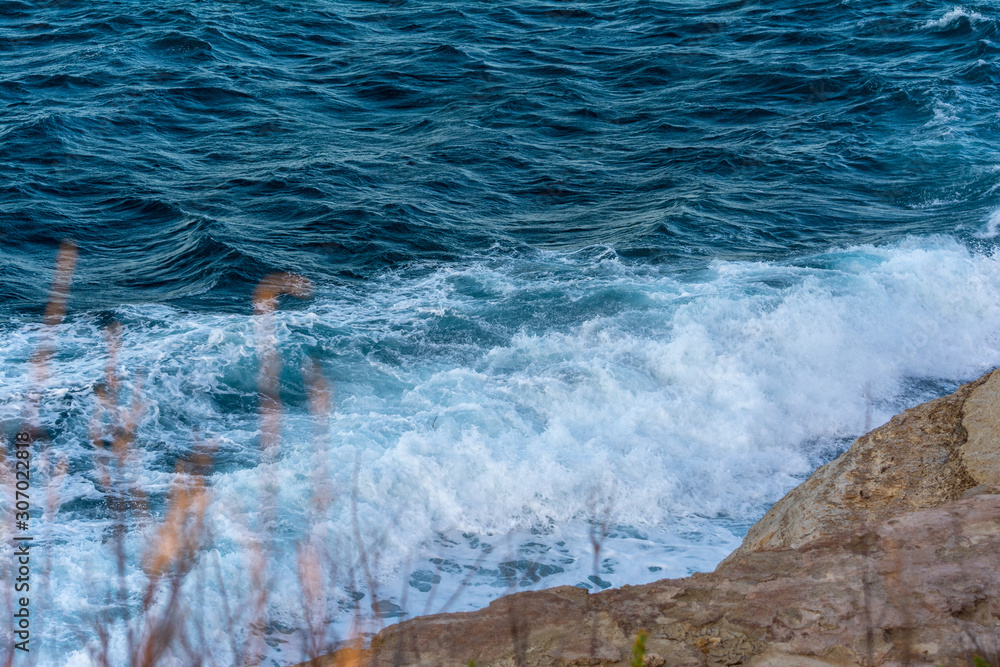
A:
[1, 0, 999, 664]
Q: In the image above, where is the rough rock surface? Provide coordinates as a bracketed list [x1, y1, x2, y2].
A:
[722, 369, 999, 563]
[296, 370, 1000, 667]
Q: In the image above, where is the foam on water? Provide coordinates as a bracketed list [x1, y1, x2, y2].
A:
[923, 6, 991, 30]
[975, 206, 1000, 239]
[4, 235, 1000, 665]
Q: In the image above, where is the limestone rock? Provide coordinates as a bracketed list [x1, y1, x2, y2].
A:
[960, 369, 1000, 485]
[723, 369, 1000, 562]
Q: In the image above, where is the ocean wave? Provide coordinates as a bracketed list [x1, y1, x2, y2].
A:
[5, 236, 1000, 664]
[923, 6, 991, 30]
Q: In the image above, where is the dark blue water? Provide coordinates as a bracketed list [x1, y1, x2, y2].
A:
[2, 0, 997, 313]
[3, 2, 1000, 664]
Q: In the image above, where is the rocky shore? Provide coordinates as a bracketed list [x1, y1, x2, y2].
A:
[298, 369, 1000, 666]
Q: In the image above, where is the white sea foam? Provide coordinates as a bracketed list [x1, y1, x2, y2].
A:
[4, 235, 1000, 665]
[975, 206, 1000, 238]
[923, 6, 990, 29]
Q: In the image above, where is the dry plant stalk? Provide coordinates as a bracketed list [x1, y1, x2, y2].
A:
[298, 358, 339, 661]
[28, 241, 77, 391]
[253, 272, 314, 462]
[0, 241, 77, 667]
[241, 272, 315, 665]
[83, 319, 220, 667]
[4, 248, 481, 667]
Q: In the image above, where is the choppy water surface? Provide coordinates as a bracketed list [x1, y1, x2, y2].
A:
[2, 0, 1000, 664]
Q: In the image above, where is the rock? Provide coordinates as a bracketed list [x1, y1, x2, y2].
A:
[723, 368, 999, 562]
[292, 369, 1000, 667]
[959, 370, 1000, 485]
